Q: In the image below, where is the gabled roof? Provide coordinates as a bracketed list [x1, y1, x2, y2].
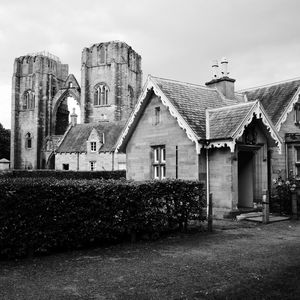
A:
[207, 100, 282, 152]
[64, 74, 81, 90]
[116, 75, 241, 153]
[116, 75, 282, 154]
[208, 102, 255, 140]
[243, 78, 300, 128]
[153, 76, 240, 138]
[56, 122, 125, 153]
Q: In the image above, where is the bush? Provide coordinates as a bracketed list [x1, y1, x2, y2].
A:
[0, 178, 205, 259]
[0, 170, 126, 180]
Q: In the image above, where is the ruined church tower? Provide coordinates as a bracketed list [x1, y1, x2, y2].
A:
[10, 53, 68, 169]
[80, 41, 142, 123]
[10, 41, 142, 170]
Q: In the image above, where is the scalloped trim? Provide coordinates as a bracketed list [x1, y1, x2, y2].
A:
[276, 88, 300, 131]
[207, 141, 235, 152]
[232, 101, 282, 153]
[206, 101, 282, 153]
[115, 76, 201, 153]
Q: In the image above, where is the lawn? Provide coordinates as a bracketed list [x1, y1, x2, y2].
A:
[0, 220, 300, 299]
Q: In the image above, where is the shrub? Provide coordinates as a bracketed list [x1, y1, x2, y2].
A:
[0, 169, 126, 180]
[0, 178, 204, 259]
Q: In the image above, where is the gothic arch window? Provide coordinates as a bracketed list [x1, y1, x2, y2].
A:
[94, 83, 109, 106]
[25, 132, 32, 149]
[23, 90, 35, 110]
[128, 85, 134, 108]
[99, 46, 106, 64]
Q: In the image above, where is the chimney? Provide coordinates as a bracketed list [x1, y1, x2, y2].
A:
[212, 60, 219, 79]
[205, 57, 236, 100]
[70, 108, 77, 126]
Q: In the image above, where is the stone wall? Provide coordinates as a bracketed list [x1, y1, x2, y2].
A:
[10, 54, 68, 169]
[55, 152, 126, 171]
[80, 41, 142, 123]
[126, 94, 198, 181]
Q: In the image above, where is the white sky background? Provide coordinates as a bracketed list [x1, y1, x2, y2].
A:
[1, 0, 300, 128]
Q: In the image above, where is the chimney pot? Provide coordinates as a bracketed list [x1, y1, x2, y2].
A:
[220, 57, 229, 77]
[212, 60, 219, 79]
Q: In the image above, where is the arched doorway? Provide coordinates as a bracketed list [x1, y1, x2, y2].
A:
[52, 87, 81, 135]
[46, 152, 55, 169]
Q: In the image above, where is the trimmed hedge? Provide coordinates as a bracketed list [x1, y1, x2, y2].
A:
[0, 170, 126, 180]
[0, 178, 205, 259]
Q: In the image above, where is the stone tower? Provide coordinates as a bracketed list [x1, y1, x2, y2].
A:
[10, 52, 68, 169]
[80, 41, 142, 123]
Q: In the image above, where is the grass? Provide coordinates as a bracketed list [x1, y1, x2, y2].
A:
[0, 220, 300, 299]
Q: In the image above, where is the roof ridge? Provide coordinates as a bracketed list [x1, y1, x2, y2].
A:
[151, 75, 217, 91]
[207, 101, 254, 113]
[238, 76, 300, 92]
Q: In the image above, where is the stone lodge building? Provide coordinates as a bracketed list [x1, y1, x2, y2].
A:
[116, 59, 300, 217]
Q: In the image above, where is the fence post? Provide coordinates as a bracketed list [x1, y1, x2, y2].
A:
[208, 193, 213, 232]
[291, 191, 298, 220]
[262, 189, 269, 224]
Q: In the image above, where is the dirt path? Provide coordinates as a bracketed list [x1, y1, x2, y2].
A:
[0, 220, 300, 299]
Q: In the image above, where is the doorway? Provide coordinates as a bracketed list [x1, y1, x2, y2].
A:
[238, 150, 254, 208]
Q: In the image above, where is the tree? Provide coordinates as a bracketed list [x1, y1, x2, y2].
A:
[0, 123, 10, 160]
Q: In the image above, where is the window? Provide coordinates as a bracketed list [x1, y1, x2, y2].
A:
[152, 146, 166, 179]
[23, 90, 35, 110]
[25, 132, 32, 149]
[62, 164, 69, 170]
[295, 102, 300, 123]
[155, 107, 161, 125]
[90, 141, 96, 152]
[90, 161, 96, 171]
[94, 84, 109, 106]
[68, 82, 73, 88]
[128, 85, 134, 108]
[295, 147, 300, 175]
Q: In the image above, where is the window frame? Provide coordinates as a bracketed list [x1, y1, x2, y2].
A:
[90, 141, 97, 152]
[23, 90, 35, 110]
[94, 84, 109, 106]
[152, 145, 166, 180]
[62, 163, 69, 170]
[154, 106, 161, 125]
[25, 132, 32, 149]
[295, 102, 300, 124]
[89, 161, 96, 171]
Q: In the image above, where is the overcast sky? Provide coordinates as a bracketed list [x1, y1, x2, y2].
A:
[1, 0, 300, 128]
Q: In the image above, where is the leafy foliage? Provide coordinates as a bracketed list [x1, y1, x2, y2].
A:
[0, 178, 205, 259]
[271, 176, 294, 214]
[1, 170, 126, 180]
[0, 123, 10, 160]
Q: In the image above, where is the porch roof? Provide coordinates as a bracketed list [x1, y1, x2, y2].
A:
[207, 102, 255, 140]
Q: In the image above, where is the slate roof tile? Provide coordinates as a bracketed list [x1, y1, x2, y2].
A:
[56, 122, 125, 153]
[152, 77, 240, 138]
[208, 102, 254, 140]
[244, 79, 300, 125]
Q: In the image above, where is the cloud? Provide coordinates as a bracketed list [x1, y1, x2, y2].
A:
[1, 0, 300, 128]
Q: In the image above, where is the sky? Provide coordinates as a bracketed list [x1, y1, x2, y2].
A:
[1, 0, 300, 129]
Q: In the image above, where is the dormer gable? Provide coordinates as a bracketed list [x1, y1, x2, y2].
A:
[64, 74, 81, 90]
[87, 128, 102, 153]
